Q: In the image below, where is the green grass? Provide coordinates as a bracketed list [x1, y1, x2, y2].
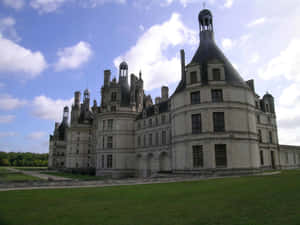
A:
[1, 170, 300, 225]
[0, 167, 9, 173]
[13, 167, 48, 171]
[41, 171, 103, 181]
[0, 172, 41, 182]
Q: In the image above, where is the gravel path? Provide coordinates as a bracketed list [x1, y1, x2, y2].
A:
[0, 171, 281, 192]
[6, 168, 72, 181]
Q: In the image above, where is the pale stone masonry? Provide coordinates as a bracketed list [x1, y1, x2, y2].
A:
[48, 9, 300, 177]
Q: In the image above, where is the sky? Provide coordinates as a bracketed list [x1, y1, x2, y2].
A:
[0, 0, 300, 153]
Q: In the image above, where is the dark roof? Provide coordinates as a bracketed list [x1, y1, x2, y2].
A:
[136, 100, 170, 120]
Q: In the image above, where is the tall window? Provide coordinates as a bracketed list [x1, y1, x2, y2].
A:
[211, 89, 223, 102]
[191, 91, 200, 104]
[111, 106, 116, 112]
[108, 119, 113, 129]
[155, 117, 158, 126]
[190, 71, 197, 84]
[257, 115, 260, 123]
[192, 114, 202, 134]
[269, 131, 273, 144]
[215, 144, 227, 168]
[101, 155, 105, 168]
[111, 92, 117, 101]
[266, 104, 270, 112]
[103, 120, 106, 129]
[260, 150, 264, 165]
[193, 145, 203, 168]
[107, 154, 112, 168]
[212, 68, 221, 81]
[213, 112, 225, 132]
[285, 152, 289, 164]
[137, 122, 141, 129]
[107, 136, 113, 149]
[144, 135, 146, 147]
[155, 132, 159, 145]
[149, 118, 152, 127]
[149, 133, 152, 146]
[137, 136, 141, 147]
[258, 130, 262, 143]
[161, 115, 166, 124]
[162, 131, 166, 145]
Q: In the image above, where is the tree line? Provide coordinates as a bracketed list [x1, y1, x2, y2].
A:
[0, 152, 48, 167]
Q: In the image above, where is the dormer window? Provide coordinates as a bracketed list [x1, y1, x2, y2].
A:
[212, 68, 221, 81]
[190, 71, 197, 84]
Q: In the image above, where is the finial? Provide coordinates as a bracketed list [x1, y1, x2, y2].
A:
[139, 70, 142, 79]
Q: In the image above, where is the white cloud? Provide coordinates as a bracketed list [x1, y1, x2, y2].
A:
[247, 17, 266, 27]
[258, 39, 300, 81]
[0, 94, 27, 111]
[55, 41, 92, 71]
[139, 25, 145, 31]
[224, 0, 233, 8]
[83, 0, 126, 8]
[30, 0, 67, 14]
[114, 13, 196, 90]
[0, 17, 20, 42]
[221, 38, 234, 50]
[0, 131, 17, 138]
[27, 131, 46, 140]
[0, 115, 15, 123]
[0, 35, 47, 78]
[250, 53, 260, 64]
[32, 95, 73, 121]
[2, 0, 24, 10]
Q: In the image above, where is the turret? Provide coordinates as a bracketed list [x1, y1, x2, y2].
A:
[83, 88, 90, 109]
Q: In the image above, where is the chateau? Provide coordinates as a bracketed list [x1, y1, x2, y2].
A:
[48, 9, 300, 177]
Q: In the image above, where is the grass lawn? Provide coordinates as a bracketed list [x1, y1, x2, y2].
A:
[41, 171, 103, 181]
[0, 170, 300, 225]
[13, 167, 48, 171]
[0, 167, 41, 182]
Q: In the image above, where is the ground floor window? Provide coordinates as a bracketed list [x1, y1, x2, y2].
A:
[285, 152, 289, 164]
[260, 150, 264, 165]
[101, 155, 105, 168]
[107, 154, 113, 168]
[193, 145, 203, 168]
[215, 144, 227, 168]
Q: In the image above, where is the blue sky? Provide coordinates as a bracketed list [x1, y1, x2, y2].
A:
[0, 0, 300, 153]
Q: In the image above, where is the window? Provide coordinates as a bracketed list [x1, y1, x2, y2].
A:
[162, 115, 166, 124]
[162, 131, 166, 145]
[255, 101, 259, 109]
[260, 150, 264, 165]
[258, 130, 262, 143]
[155, 132, 159, 145]
[211, 89, 223, 102]
[76, 162, 79, 168]
[102, 136, 105, 148]
[138, 136, 141, 147]
[266, 103, 269, 112]
[103, 120, 106, 129]
[76, 149, 79, 154]
[155, 117, 158, 126]
[212, 68, 221, 81]
[138, 122, 141, 129]
[193, 145, 203, 168]
[144, 120, 146, 128]
[149, 118, 152, 127]
[88, 149, 90, 154]
[285, 152, 289, 164]
[215, 144, 227, 168]
[192, 114, 202, 134]
[144, 135, 146, 147]
[191, 91, 201, 104]
[257, 114, 260, 123]
[269, 131, 273, 144]
[108, 119, 113, 129]
[190, 71, 197, 84]
[107, 136, 113, 149]
[149, 133, 152, 146]
[101, 155, 105, 168]
[213, 112, 225, 132]
[111, 92, 117, 101]
[111, 106, 116, 112]
[107, 155, 112, 168]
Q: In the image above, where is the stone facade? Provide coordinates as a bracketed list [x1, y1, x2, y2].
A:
[48, 9, 300, 177]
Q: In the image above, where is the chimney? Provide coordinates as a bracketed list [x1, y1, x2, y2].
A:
[180, 49, 186, 81]
[63, 106, 69, 124]
[155, 97, 161, 104]
[104, 70, 111, 87]
[74, 91, 81, 108]
[161, 86, 169, 101]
